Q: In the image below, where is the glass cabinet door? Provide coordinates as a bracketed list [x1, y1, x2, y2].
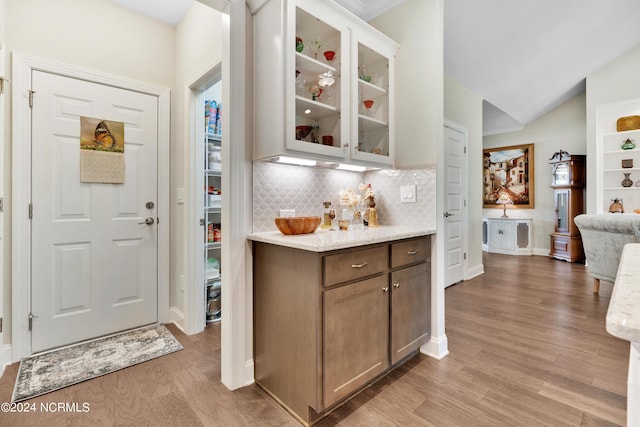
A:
[555, 189, 569, 232]
[355, 43, 389, 159]
[288, 5, 347, 158]
[349, 24, 396, 166]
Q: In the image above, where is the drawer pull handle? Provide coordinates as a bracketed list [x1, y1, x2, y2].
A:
[407, 250, 418, 255]
[393, 282, 400, 288]
[382, 287, 389, 293]
[351, 262, 368, 268]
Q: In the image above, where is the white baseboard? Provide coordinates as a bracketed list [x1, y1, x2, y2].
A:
[465, 263, 484, 280]
[420, 334, 449, 360]
[533, 248, 550, 257]
[244, 359, 255, 387]
[169, 307, 185, 333]
[1, 344, 14, 377]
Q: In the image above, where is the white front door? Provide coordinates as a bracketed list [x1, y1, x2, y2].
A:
[443, 123, 466, 287]
[30, 70, 159, 353]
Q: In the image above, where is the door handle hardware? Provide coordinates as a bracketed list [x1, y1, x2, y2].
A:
[146, 201, 155, 209]
[200, 218, 205, 226]
[382, 287, 389, 293]
[443, 212, 453, 218]
[393, 283, 400, 288]
[138, 217, 155, 225]
[407, 250, 418, 255]
[351, 262, 368, 268]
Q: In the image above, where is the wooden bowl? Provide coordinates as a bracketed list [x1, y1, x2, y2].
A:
[275, 216, 321, 235]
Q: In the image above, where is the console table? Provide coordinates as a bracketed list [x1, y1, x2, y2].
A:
[482, 217, 532, 256]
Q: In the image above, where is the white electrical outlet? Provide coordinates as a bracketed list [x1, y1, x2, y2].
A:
[279, 209, 296, 217]
[400, 185, 417, 203]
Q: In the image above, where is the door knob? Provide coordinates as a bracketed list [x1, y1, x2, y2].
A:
[138, 217, 155, 225]
[444, 212, 453, 218]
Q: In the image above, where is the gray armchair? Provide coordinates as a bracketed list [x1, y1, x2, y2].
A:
[575, 214, 640, 294]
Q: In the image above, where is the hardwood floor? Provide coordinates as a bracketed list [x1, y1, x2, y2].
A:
[0, 253, 628, 426]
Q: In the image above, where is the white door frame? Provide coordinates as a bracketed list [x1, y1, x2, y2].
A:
[184, 52, 223, 335]
[11, 52, 170, 360]
[443, 120, 469, 285]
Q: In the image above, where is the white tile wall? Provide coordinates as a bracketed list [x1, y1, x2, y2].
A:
[253, 162, 436, 232]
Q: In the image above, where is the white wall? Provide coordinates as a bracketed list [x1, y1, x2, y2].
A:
[370, 0, 442, 168]
[444, 75, 484, 277]
[2, 0, 175, 348]
[484, 92, 587, 254]
[586, 44, 640, 213]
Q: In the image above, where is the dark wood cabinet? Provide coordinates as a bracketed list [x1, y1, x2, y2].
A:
[253, 236, 431, 425]
[549, 152, 586, 262]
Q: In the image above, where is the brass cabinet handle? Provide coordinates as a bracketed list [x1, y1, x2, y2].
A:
[407, 250, 418, 255]
[393, 283, 400, 288]
[351, 262, 368, 268]
[382, 287, 389, 293]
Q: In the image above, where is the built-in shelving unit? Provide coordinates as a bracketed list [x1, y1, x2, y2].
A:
[596, 99, 640, 213]
[204, 101, 222, 324]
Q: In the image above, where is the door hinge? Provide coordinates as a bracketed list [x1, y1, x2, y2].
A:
[464, 146, 467, 154]
[464, 252, 467, 260]
[0, 317, 3, 333]
[28, 312, 38, 331]
[28, 203, 33, 219]
[28, 90, 36, 108]
[0, 197, 3, 212]
[0, 76, 10, 95]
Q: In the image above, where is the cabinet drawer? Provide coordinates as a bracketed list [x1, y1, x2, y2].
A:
[391, 237, 429, 268]
[324, 245, 387, 287]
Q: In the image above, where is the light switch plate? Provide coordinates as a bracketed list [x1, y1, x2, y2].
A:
[279, 209, 296, 217]
[177, 188, 184, 204]
[400, 185, 417, 203]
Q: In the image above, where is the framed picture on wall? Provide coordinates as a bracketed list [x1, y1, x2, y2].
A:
[483, 143, 534, 209]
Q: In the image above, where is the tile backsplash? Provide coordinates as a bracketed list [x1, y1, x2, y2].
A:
[253, 162, 436, 232]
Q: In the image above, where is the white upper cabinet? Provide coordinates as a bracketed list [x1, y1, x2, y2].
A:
[253, 0, 398, 167]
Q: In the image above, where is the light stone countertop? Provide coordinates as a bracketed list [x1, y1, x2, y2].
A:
[247, 225, 436, 252]
[606, 243, 640, 343]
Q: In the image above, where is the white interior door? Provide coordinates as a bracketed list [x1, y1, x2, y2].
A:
[443, 123, 466, 287]
[30, 70, 159, 353]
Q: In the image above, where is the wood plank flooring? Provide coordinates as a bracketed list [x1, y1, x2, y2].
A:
[0, 253, 629, 426]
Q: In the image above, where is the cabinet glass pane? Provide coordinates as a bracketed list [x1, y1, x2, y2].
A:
[356, 43, 389, 158]
[556, 191, 568, 231]
[294, 8, 342, 149]
[553, 163, 569, 185]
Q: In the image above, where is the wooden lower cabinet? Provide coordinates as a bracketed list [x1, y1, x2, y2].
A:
[253, 236, 431, 426]
[323, 275, 389, 407]
[391, 262, 430, 364]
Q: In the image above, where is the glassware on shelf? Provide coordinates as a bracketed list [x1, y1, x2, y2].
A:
[296, 36, 304, 53]
[323, 50, 335, 63]
[308, 83, 323, 101]
[310, 38, 322, 59]
[363, 99, 374, 117]
[359, 64, 371, 82]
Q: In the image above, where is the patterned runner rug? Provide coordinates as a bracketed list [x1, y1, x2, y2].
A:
[12, 324, 183, 402]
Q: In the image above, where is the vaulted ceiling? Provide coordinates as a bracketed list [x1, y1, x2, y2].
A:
[111, 0, 640, 135]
